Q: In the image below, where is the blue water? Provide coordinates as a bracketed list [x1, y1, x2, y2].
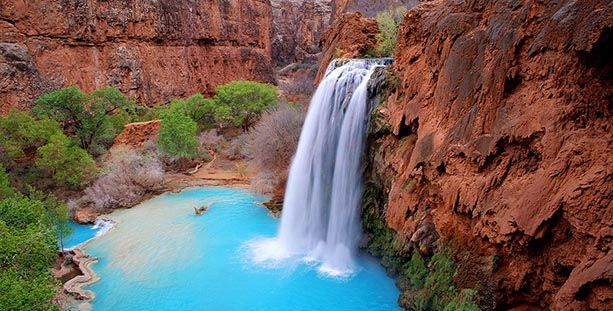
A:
[82, 187, 400, 311]
[64, 222, 102, 250]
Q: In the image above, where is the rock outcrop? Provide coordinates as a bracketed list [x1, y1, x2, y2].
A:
[360, 0, 612, 309]
[271, 0, 331, 66]
[315, 12, 379, 83]
[0, 0, 275, 113]
[112, 120, 161, 149]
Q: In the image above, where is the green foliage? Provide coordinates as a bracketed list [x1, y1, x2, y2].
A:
[0, 165, 15, 200]
[157, 107, 199, 158]
[0, 196, 62, 311]
[375, 7, 407, 57]
[403, 249, 480, 311]
[35, 134, 96, 188]
[0, 110, 62, 160]
[214, 81, 278, 131]
[407, 251, 428, 289]
[34, 86, 134, 155]
[26, 188, 72, 251]
[361, 183, 408, 273]
[169, 94, 218, 130]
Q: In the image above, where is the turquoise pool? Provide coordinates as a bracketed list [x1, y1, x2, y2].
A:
[64, 219, 113, 250]
[80, 187, 400, 311]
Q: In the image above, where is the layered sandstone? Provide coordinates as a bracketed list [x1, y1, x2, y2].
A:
[362, 0, 611, 309]
[0, 0, 275, 114]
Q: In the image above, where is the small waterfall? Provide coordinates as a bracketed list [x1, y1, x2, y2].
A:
[272, 58, 388, 275]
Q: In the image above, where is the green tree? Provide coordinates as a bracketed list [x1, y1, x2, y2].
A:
[157, 108, 199, 158]
[35, 134, 96, 188]
[214, 81, 278, 131]
[375, 7, 406, 57]
[0, 110, 62, 160]
[34, 86, 134, 155]
[0, 196, 61, 311]
[27, 188, 72, 252]
[170, 94, 218, 129]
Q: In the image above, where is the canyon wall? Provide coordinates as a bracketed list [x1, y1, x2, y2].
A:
[271, 0, 331, 66]
[361, 0, 611, 309]
[315, 12, 379, 83]
[331, 0, 419, 19]
[0, 0, 275, 114]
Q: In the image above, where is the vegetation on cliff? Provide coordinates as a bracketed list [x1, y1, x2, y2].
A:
[0, 191, 69, 310]
[361, 182, 480, 311]
[374, 7, 406, 57]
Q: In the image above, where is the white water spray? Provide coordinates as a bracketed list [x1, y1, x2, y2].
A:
[251, 59, 388, 276]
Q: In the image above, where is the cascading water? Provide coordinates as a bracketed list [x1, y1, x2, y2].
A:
[252, 58, 389, 276]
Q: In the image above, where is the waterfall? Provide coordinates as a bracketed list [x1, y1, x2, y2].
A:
[272, 58, 388, 276]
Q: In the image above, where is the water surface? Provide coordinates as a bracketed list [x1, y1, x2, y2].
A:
[64, 220, 113, 250]
[83, 187, 400, 311]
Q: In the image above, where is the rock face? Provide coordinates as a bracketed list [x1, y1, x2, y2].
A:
[0, 0, 275, 113]
[361, 0, 612, 309]
[331, 0, 419, 18]
[112, 120, 161, 150]
[271, 0, 332, 66]
[315, 12, 379, 83]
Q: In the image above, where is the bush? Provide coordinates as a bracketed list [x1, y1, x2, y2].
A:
[198, 129, 223, 156]
[214, 81, 278, 131]
[245, 103, 304, 172]
[81, 148, 164, 211]
[35, 134, 97, 188]
[34, 86, 135, 155]
[157, 107, 199, 159]
[375, 7, 406, 57]
[222, 133, 249, 160]
[244, 103, 305, 193]
[0, 196, 62, 311]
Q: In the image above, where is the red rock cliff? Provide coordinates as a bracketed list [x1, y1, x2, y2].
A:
[271, 0, 331, 66]
[362, 0, 611, 309]
[0, 0, 275, 113]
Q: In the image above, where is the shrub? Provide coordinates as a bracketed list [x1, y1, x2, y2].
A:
[35, 134, 97, 188]
[222, 133, 249, 160]
[198, 130, 223, 156]
[244, 103, 305, 193]
[157, 107, 199, 159]
[245, 103, 304, 172]
[82, 148, 164, 211]
[375, 7, 406, 57]
[214, 81, 278, 131]
[34, 86, 134, 155]
[0, 196, 62, 311]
